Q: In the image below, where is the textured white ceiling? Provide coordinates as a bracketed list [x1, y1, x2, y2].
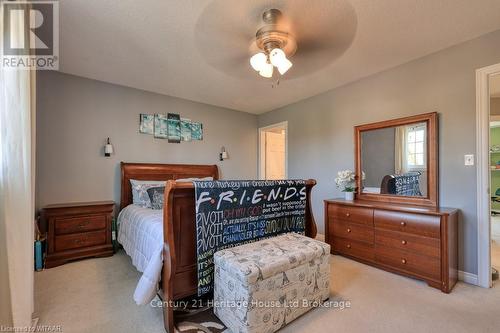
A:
[58, 0, 500, 114]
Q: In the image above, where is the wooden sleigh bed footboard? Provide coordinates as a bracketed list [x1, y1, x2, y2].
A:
[119, 163, 317, 333]
[161, 180, 317, 333]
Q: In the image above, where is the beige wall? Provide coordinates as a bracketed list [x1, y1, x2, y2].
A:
[36, 72, 258, 210]
[258, 29, 500, 275]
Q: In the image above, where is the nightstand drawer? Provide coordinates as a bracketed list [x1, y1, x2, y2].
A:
[55, 215, 106, 235]
[55, 230, 107, 252]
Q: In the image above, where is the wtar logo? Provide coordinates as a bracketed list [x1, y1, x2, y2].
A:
[1, 0, 59, 70]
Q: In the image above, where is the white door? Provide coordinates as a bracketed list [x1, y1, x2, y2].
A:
[259, 122, 287, 180]
[265, 132, 286, 179]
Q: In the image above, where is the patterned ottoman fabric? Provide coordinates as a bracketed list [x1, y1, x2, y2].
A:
[213, 233, 331, 333]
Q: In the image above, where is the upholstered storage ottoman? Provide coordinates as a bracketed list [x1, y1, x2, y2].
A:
[213, 233, 331, 333]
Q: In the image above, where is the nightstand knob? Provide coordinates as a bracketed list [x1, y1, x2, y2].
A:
[401, 259, 407, 264]
[346, 213, 350, 217]
[346, 244, 351, 249]
[401, 240, 407, 245]
[347, 228, 352, 233]
[400, 221, 406, 226]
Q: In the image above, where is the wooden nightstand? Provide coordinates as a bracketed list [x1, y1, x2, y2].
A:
[41, 201, 115, 268]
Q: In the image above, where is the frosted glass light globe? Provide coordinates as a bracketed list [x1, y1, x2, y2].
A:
[259, 62, 274, 78]
[250, 52, 267, 71]
[270, 48, 286, 67]
[277, 58, 293, 74]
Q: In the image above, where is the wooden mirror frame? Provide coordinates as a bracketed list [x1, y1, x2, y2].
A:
[355, 112, 438, 207]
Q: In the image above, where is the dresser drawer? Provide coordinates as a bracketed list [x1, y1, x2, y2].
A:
[55, 215, 106, 235]
[374, 210, 440, 238]
[332, 237, 374, 262]
[375, 229, 440, 258]
[54, 231, 107, 252]
[332, 220, 374, 244]
[375, 246, 441, 281]
[328, 204, 373, 226]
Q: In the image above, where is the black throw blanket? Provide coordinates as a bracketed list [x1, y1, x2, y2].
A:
[193, 179, 306, 296]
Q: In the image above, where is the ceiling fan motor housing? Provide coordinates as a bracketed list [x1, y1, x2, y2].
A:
[255, 9, 297, 57]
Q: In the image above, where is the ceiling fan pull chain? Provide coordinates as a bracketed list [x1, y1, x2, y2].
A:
[272, 76, 280, 88]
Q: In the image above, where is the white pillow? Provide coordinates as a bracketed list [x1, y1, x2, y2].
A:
[130, 180, 166, 208]
[130, 178, 213, 208]
[176, 177, 214, 182]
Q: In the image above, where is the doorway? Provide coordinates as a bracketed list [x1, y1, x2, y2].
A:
[489, 75, 500, 283]
[477, 63, 500, 288]
[259, 122, 288, 180]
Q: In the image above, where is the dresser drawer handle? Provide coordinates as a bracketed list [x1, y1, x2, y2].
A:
[346, 213, 350, 217]
[401, 259, 407, 264]
[401, 240, 407, 245]
[400, 221, 406, 226]
[347, 228, 352, 233]
[74, 239, 84, 245]
[346, 244, 351, 249]
[78, 221, 90, 228]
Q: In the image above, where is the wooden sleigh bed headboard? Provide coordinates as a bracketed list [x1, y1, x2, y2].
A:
[119, 162, 317, 333]
[120, 162, 219, 210]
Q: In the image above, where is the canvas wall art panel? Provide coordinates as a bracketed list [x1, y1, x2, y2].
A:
[191, 122, 203, 141]
[139, 114, 154, 134]
[154, 114, 168, 139]
[181, 118, 192, 142]
[167, 113, 181, 143]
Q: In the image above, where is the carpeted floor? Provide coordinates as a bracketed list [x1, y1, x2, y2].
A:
[35, 249, 500, 333]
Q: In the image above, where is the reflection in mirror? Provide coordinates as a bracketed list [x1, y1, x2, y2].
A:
[361, 122, 427, 197]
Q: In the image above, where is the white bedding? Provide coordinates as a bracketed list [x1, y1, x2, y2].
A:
[117, 204, 164, 305]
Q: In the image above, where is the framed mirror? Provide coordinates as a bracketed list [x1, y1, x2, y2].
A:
[355, 112, 438, 207]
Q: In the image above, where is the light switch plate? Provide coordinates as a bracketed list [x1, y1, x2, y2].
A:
[464, 154, 474, 166]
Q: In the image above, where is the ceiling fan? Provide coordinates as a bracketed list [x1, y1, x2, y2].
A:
[194, 0, 357, 82]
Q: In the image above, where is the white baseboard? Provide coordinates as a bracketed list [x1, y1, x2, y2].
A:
[458, 270, 479, 285]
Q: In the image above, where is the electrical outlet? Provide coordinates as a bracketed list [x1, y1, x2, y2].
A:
[464, 154, 474, 166]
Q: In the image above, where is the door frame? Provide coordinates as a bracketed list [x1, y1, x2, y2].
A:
[258, 121, 288, 180]
[476, 63, 500, 288]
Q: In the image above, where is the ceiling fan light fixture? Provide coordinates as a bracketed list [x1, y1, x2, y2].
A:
[249, 9, 296, 81]
[277, 58, 293, 75]
[269, 48, 286, 67]
[250, 52, 267, 71]
[259, 62, 274, 78]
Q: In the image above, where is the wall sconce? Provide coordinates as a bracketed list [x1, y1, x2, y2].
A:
[219, 146, 228, 161]
[104, 137, 114, 157]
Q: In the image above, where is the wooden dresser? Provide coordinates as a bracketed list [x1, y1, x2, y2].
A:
[325, 199, 459, 293]
[42, 201, 115, 268]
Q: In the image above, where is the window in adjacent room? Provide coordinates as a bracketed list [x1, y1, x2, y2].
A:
[406, 124, 426, 170]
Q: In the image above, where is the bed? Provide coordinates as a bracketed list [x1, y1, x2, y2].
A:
[118, 162, 318, 333]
